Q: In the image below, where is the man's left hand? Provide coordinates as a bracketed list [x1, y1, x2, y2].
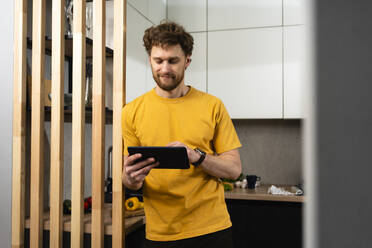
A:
[166, 141, 201, 164]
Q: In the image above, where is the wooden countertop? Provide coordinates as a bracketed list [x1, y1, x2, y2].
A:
[224, 184, 305, 203]
[25, 204, 145, 235]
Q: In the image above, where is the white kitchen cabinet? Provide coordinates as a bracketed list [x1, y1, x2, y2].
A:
[208, 0, 282, 31]
[283, 0, 306, 25]
[126, 4, 154, 103]
[128, 0, 148, 19]
[148, 0, 167, 25]
[283, 25, 305, 118]
[185, 32, 207, 92]
[208, 27, 283, 118]
[167, 0, 207, 32]
[128, 0, 166, 25]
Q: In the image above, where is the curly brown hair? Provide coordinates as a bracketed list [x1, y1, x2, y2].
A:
[143, 21, 194, 57]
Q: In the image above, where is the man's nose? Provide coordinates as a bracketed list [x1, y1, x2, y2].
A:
[160, 62, 171, 72]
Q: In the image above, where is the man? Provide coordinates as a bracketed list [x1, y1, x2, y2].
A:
[122, 22, 242, 248]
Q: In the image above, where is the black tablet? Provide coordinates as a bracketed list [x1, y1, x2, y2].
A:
[127, 146, 190, 169]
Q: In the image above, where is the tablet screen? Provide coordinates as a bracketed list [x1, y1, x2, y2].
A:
[127, 146, 190, 169]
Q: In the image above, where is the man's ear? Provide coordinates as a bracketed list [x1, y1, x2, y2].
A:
[185, 56, 192, 69]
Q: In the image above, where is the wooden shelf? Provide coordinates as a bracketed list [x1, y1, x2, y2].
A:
[44, 107, 113, 124]
[27, 36, 113, 58]
[25, 204, 145, 236]
[27, 107, 113, 124]
[224, 184, 305, 203]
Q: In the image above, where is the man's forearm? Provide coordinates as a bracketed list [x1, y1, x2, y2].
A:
[199, 149, 242, 180]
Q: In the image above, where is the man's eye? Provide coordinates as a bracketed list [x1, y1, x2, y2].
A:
[169, 59, 179, 64]
[155, 60, 162, 64]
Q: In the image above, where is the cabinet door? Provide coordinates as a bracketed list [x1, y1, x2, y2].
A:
[167, 0, 207, 32]
[126, 4, 153, 103]
[128, 0, 147, 19]
[185, 32, 207, 92]
[283, 25, 305, 118]
[208, 0, 282, 31]
[283, 0, 306, 25]
[148, 0, 166, 25]
[208, 27, 282, 118]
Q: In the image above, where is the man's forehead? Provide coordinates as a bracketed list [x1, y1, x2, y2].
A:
[150, 44, 185, 57]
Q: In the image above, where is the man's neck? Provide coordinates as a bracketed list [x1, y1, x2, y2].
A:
[155, 83, 190, 99]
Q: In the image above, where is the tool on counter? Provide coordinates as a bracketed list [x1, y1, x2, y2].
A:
[125, 197, 144, 211]
[63, 196, 92, 215]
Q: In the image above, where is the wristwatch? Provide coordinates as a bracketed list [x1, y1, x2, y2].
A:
[192, 148, 206, 166]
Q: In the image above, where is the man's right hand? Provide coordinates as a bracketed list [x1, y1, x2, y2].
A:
[122, 153, 159, 190]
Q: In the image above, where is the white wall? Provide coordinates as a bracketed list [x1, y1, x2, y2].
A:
[0, 1, 13, 246]
[167, 0, 306, 119]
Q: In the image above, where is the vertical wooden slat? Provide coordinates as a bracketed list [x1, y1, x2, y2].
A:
[71, 0, 86, 247]
[30, 0, 46, 247]
[12, 0, 27, 247]
[113, 0, 127, 246]
[92, 0, 106, 247]
[50, 0, 65, 247]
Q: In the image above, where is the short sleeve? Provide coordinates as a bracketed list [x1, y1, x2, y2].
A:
[121, 105, 140, 156]
[213, 100, 242, 154]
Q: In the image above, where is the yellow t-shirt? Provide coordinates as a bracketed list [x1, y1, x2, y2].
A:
[122, 86, 241, 241]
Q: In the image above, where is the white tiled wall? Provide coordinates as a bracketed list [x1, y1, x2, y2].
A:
[128, 0, 148, 19]
[86, 1, 166, 104]
[208, 0, 282, 30]
[86, 1, 307, 118]
[208, 28, 283, 118]
[148, 0, 167, 24]
[128, 0, 166, 25]
[283, 0, 306, 25]
[167, 0, 207, 32]
[126, 5, 154, 103]
[185, 32, 207, 92]
[167, 0, 307, 119]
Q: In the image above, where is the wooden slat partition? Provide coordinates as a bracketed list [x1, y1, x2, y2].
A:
[71, 0, 86, 247]
[12, 1, 129, 247]
[50, 0, 65, 247]
[113, 0, 127, 246]
[11, 0, 27, 247]
[30, 0, 46, 247]
[91, 0, 106, 247]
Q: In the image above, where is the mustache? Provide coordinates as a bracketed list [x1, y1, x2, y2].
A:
[158, 73, 175, 78]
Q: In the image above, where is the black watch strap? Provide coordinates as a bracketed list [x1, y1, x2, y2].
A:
[192, 148, 206, 166]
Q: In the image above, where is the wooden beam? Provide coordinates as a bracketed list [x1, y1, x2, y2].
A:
[30, 0, 46, 247]
[49, 0, 65, 247]
[113, 0, 127, 246]
[91, 0, 106, 247]
[71, 0, 86, 247]
[11, 0, 27, 247]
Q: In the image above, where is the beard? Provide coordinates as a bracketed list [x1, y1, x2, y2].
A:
[152, 70, 185, 91]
